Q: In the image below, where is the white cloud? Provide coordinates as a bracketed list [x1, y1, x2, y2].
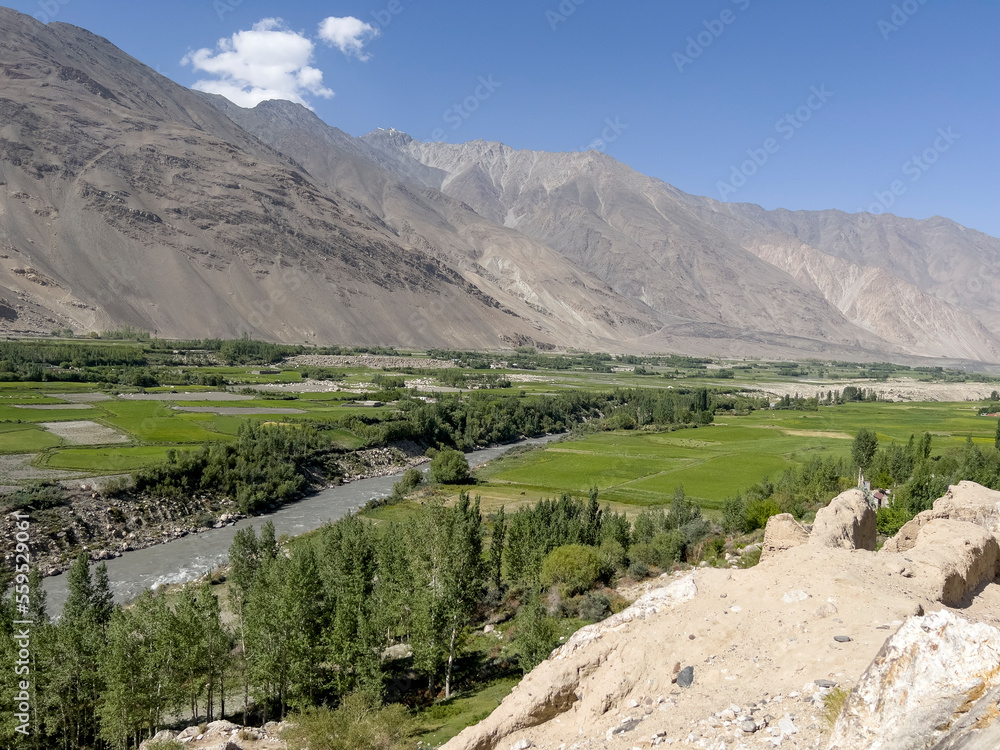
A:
[317, 16, 380, 61]
[182, 18, 334, 108]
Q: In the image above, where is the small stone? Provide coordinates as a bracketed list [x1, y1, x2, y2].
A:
[814, 602, 838, 618]
[741, 719, 757, 733]
[834, 635, 852, 643]
[676, 666, 695, 688]
[778, 715, 798, 736]
[510, 740, 533, 750]
[782, 589, 810, 603]
[814, 679, 837, 688]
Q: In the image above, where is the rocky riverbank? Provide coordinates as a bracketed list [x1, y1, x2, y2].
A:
[1, 443, 428, 577]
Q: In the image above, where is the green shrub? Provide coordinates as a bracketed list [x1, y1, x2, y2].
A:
[599, 538, 627, 572]
[876, 501, 912, 537]
[627, 559, 650, 579]
[628, 542, 658, 568]
[738, 547, 762, 568]
[386, 468, 425, 504]
[429, 448, 471, 484]
[1, 483, 69, 513]
[721, 495, 749, 534]
[651, 530, 685, 566]
[704, 535, 726, 560]
[540, 544, 608, 596]
[578, 591, 611, 621]
[512, 593, 559, 673]
[745, 498, 781, 531]
[146, 742, 184, 750]
[282, 692, 415, 750]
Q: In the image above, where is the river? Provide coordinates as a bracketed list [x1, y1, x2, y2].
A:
[40, 435, 561, 614]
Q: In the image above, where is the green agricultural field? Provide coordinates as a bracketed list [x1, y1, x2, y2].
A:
[0, 423, 63, 454]
[0, 404, 103, 422]
[473, 401, 996, 514]
[99, 401, 235, 444]
[37, 445, 177, 472]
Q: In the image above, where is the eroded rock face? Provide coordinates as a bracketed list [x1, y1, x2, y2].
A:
[884, 481, 1000, 554]
[895, 519, 1000, 606]
[440, 576, 698, 750]
[809, 489, 876, 551]
[827, 610, 1000, 750]
[761, 513, 810, 560]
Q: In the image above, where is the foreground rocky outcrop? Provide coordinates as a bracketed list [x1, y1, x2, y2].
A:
[443, 482, 1000, 750]
[139, 719, 289, 750]
[828, 609, 1000, 750]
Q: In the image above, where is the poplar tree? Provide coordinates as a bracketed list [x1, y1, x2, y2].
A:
[320, 517, 382, 697]
[99, 591, 179, 750]
[47, 553, 103, 749]
[440, 492, 484, 698]
[488, 506, 507, 591]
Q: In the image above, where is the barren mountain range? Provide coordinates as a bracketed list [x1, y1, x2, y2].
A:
[1, 7, 998, 364]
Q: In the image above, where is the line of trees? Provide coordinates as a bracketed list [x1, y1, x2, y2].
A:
[1, 484, 717, 749]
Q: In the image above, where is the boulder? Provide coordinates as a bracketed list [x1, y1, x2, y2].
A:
[761, 514, 810, 560]
[809, 490, 876, 551]
[883, 481, 1000, 554]
[900, 519, 1000, 605]
[827, 610, 1000, 750]
[206, 720, 240, 735]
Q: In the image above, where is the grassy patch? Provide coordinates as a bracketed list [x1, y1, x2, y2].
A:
[823, 686, 851, 727]
[0, 424, 63, 454]
[413, 678, 517, 746]
[39, 445, 177, 472]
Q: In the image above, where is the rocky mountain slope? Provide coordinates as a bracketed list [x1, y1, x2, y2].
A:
[0, 9, 651, 350]
[2, 7, 999, 364]
[442, 481, 1000, 750]
[357, 132, 1000, 362]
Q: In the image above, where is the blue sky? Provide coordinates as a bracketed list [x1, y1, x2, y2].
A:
[8, 0, 1000, 237]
